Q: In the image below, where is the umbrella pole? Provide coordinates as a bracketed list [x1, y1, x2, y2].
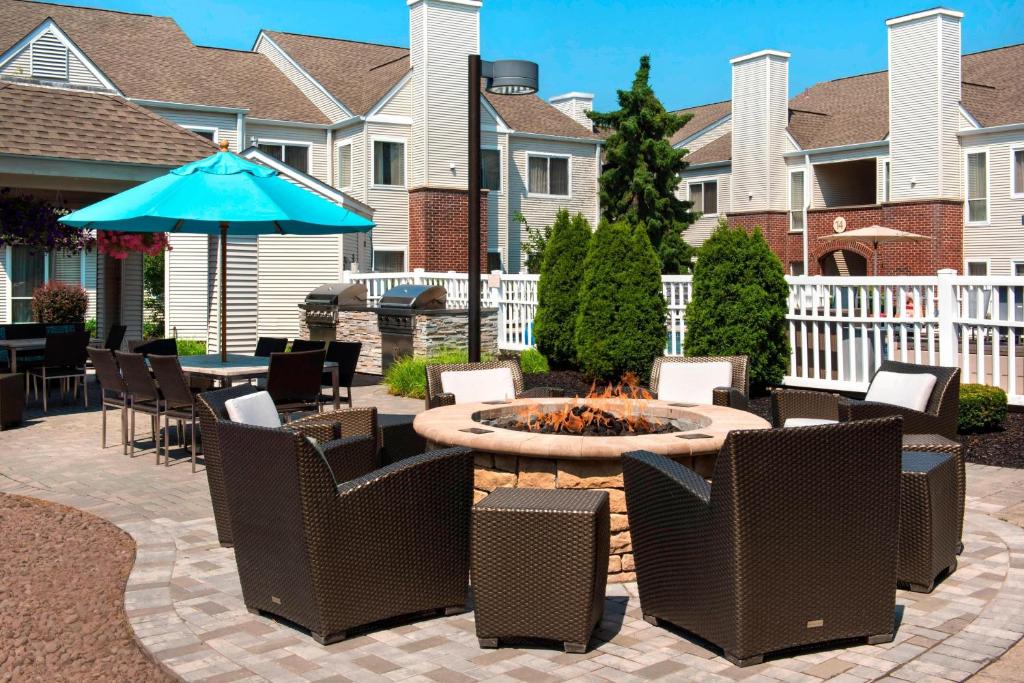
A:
[220, 223, 228, 363]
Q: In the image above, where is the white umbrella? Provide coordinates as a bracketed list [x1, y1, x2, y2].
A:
[819, 225, 931, 276]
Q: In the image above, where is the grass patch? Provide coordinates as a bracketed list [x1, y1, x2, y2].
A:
[518, 348, 549, 374]
[175, 339, 207, 356]
[384, 349, 495, 399]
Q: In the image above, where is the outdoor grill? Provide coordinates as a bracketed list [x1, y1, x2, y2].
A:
[299, 283, 368, 342]
[377, 284, 447, 371]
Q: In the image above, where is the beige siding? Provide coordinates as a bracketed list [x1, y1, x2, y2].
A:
[678, 167, 731, 248]
[257, 235, 341, 338]
[0, 246, 8, 323]
[508, 138, 599, 272]
[121, 252, 144, 344]
[165, 234, 210, 341]
[408, 0, 427, 188]
[82, 251, 97, 321]
[0, 49, 31, 79]
[877, 157, 890, 203]
[147, 107, 239, 152]
[962, 130, 1024, 275]
[377, 77, 413, 118]
[680, 118, 731, 155]
[730, 54, 789, 213]
[256, 35, 348, 123]
[247, 124, 330, 184]
[888, 13, 961, 201]
[207, 236, 258, 355]
[68, 50, 103, 89]
[365, 121, 411, 250]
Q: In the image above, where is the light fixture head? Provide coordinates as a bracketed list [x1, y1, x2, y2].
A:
[483, 59, 539, 96]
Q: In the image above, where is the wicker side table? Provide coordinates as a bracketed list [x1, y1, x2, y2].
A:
[903, 434, 965, 554]
[0, 373, 25, 430]
[472, 488, 609, 653]
[899, 451, 959, 593]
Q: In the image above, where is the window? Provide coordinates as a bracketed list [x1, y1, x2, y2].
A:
[258, 142, 309, 174]
[1014, 261, 1024, 277]
[1013, 148, 1024, 198]
[966, 151, 988, 223]
[9, 247, 46, 323]
[373, 250, 404, 273]
[487, 252, 503, 272]
[527, 154, 569, 196]
[337, 143, 352, 189]
[688, 180, 718, 215]
[373, 140, 405, 187]
[966, 261, 988, 276]
[883, 159, 891, 202]
[188, 128, 217, 142]
[789, 261, 806, 276]
[481, 148, 501, 192]
[789, 170, 805, 232]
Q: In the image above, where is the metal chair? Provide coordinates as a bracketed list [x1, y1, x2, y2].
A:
[622, 417, 903, 666]
[322, 341, 361, 408]
[86, 347, 128, 452]
[115, 351, 162, 459]
[150, 354, 200, 471]
[255, 337, 289, 357]
[290, 339, 326, 353]
[27, 331, 90, 412]
[266, 349, 326, 419]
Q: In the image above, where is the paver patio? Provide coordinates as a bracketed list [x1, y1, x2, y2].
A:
[2, 382, 1023, 682]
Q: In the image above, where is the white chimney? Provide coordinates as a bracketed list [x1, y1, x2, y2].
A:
[408, 0, 482, 189]
[549, 92, 595, 129]
[887, 7, 963, 201]
[729, 49, 791, 212]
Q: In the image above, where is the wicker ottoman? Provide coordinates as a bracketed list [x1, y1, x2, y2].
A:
[472, 488, 609, 653]
[899, 452, 959, 593]
[0, 373, 25, 430]
[903, 434, 965, 554]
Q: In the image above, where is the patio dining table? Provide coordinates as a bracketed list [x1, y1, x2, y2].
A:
[0, 338, 45, 374]
[179, 354, 341, 410]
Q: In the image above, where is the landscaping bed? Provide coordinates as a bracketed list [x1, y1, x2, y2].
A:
[0, 493, 174, 682]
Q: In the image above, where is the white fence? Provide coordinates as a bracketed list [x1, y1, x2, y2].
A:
[345, 269, 1024, 405]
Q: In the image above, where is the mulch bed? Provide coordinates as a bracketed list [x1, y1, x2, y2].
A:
[0, 493, 174, 682]
[525, 371, 1024, 469]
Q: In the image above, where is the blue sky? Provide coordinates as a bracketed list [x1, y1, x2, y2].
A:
[48, 0, 1024, 111]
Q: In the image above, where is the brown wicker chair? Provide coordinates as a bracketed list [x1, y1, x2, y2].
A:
[622, 417, 903, 666]
[424, 359, 563, 410]
[214, 416, 473, 644]
[650, 356, 750, 410]
[197, 385, 380, 547]
[771, 360, 961, 439]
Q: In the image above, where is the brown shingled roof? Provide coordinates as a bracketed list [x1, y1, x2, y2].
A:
[673, 42, 1024, 164]
[0, 0, 329, 123]
[263, 29, 598, 138]
[0, 80, 217, 166]
[684, 133, 731, 165]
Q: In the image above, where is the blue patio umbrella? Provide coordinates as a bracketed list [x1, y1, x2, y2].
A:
[61, 142, 374, 361]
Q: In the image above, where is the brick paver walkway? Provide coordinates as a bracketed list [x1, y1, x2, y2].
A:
[2, 382, 1023, 682]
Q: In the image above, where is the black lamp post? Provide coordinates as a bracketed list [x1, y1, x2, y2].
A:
[468, 56, 539, 362]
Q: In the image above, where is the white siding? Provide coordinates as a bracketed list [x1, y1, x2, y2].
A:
[67, 51, 103, 89]
[730, 54, 789, 212]
[680, 118, 731, 156]
[147, 107, 239, 152]
[247, 124, 330, 184]
[550, 95, 594, 129]
[962, 130, 1024, 275]
[121, 252, 144, 344]
[377, 77, 413, 117]
[888, 12, 961, 201]
[165, 234, 210, 341]
[255, 35, 348, 123]
[0, 246, 8, 324]
[207, 236, 258, 355]
[257, 235, 341, 338]
[677, 167, 731, 248]
[365, 121, 411, 249]
[508, 137, 599, 272]
[82, 251, 97, 321]
[0, 49, 31, 80]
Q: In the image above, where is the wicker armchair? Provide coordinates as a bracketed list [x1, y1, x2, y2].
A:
[650, 356, 750, 410]
[215, 416, 473, 644]
[771, 361, 961, 438]
[424, 359, 563, 409]
[197, 385, 378, 547]
[622, 417, 902, 666]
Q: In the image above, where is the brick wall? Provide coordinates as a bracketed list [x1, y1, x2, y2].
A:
[727, 199, 964, 275]
[408, 187, 488, 272]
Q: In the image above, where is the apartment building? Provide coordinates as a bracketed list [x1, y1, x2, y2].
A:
[0, 0, 601, 350]
[673, 8, 1024, 276]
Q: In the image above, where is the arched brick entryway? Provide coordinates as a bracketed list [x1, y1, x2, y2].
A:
[818, 248, 869, 276]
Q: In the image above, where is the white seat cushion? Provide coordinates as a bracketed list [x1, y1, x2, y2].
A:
[224, 391, 282, 428]
[783, 417, 840, 428]
[656, 361, 734, 405]
[440, 367, 516, 404]
[865, 370, 937, 412]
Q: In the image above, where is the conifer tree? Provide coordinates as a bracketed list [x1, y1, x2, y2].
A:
[534, 209, 591, 368]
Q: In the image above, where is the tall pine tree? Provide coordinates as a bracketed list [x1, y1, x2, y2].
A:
[588, 55, 696, 274]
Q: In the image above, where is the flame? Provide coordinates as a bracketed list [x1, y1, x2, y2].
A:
[513, 374, 656, 435]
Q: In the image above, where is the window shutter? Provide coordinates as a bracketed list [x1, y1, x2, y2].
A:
[31, 32, 69, 81]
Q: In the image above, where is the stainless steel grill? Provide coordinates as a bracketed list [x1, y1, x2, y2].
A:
[299, 283, 367, 341]
[377, 285, 447, 372]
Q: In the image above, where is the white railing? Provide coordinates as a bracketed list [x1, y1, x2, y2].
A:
[343, 268, 1024, 405]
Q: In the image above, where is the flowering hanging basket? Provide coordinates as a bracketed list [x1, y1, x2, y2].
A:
[97, 231, 172, 259]
[0, 188, 95, 253]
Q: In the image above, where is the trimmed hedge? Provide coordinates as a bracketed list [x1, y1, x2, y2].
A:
[534, 209, 591, 368]
[176, 339, 207, 356]
[31, 281, 88, 324]
[959, 384, 1007, 433]
[574, 221, 667, 381]
[684, 222, 789, 391]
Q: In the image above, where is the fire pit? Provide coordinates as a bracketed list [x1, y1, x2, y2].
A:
[414, 388, 770, 582]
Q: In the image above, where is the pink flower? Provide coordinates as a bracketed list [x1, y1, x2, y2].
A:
[97, 231, 172, 259]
